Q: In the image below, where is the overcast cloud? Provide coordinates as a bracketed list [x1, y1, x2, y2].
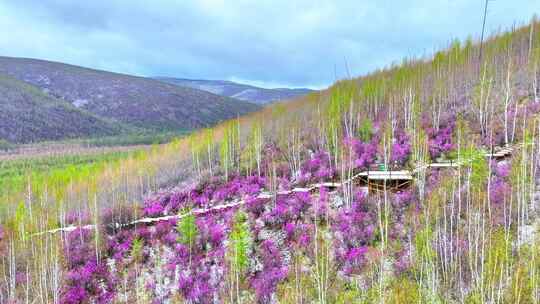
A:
[0, 1, 538, 89]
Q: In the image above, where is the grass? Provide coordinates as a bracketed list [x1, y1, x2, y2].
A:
[0, 150, 136, 184]
[0, 148, 145, 224]
[74, 129, 192, 147]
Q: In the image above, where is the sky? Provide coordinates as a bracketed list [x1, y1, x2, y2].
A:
[0, 1, 539, 89]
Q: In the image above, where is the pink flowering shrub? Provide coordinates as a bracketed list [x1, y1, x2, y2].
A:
[62, 228, 116, 304]
[55, 140, 427, 302]
[260, 143, 293, 180]
[424, 115, 456, 160]
[344, 137, 378, 170]
[428, 125, 455, 159]
[332, 190, 376, 275]
[142, 175, 266, 217]
[263, 192, 312, 227]
[390, 130, 411, 167]
[143, 190, 190, 217]
[249, 240, 289, 303]
[122, 209, 235, 303]
[331, 188, 418, 276]
[107, 226, 151, 262]
[489, 161, 512, 225]
[65, 210, 91, 225]
[245, 188, 320, 301]
[297, 151, 335, 184]
[168, 214, 229, 303]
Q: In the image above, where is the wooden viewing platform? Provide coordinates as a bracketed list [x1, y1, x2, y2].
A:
[357, 170, 413, 180]
[485, 145, 514, 158]
[357, 144, 517, 192]
[357, 170, 413, 192]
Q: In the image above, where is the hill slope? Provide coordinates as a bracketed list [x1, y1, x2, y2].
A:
[0, 73, 127, 143]
[154, 77, 314, 104]
[6, 17, 540, 304]
[0, 57, 260, 134]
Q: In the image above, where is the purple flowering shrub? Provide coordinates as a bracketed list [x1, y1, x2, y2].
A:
[424, 115, 456, 160]
[278, 192, 315, 250]
[263, 192, 312, 227]
[259, 143, 293, 182]
[168, 214, 230, 303]
[480, 101, 540, 146]
[331, 188, 419, 276]
[344, 136, 378, 170]
[190, 175, 265, 209]
[284, 221, 313, 248]
[107, 229, 136, 262]
[249, 240, 289, 303]
[121, 209, 234, 303]
[527, 100, 540, 114]
[297, 151, 335, 184]
[142, 175, 266, 217]
[143, 189, 190, 217]
[245, 190, 320, 301]
[389, 190, 417, 273]
[390, 130, 411, 167]
[59, 176, 269, 303]
[428, 125, 455, 159]
[489, 161, 512, 226]
[55, 141, 427, 302]
[64, 210, 91, 225]
[107, 226, 151, 262]
[331, 190, 376, 275]
[61, 228, 115, 304]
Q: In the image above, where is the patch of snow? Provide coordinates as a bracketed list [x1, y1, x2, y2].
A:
[36, 75, 51, 85]
[197, 84, 225, 95]
[232, 89, 259, 100]
[518, 224, 537, 247]
[332, 195, 344, 208]
[73, 98, 89, 108]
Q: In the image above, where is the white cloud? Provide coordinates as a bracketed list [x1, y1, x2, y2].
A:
[0, 0, 538, 88]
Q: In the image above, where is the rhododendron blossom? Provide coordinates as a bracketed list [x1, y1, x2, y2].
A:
[344, 137, 378, 170]
[391, 130, 411, 166]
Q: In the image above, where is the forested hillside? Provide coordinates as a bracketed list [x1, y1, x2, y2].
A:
[2, 18, 540, 304]
[0, 57, 260, 143]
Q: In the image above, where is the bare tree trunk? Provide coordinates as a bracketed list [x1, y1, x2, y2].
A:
[504, 59, 513, 145]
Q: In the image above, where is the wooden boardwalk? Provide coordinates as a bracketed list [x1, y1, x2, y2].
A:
[485, 145, 514, 158]
[33, 144, 520, 236]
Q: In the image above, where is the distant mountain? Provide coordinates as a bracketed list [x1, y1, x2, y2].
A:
[154, 77, 315, 105]
[0, 57, 260, 143]
[0, 73, 126, 143]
